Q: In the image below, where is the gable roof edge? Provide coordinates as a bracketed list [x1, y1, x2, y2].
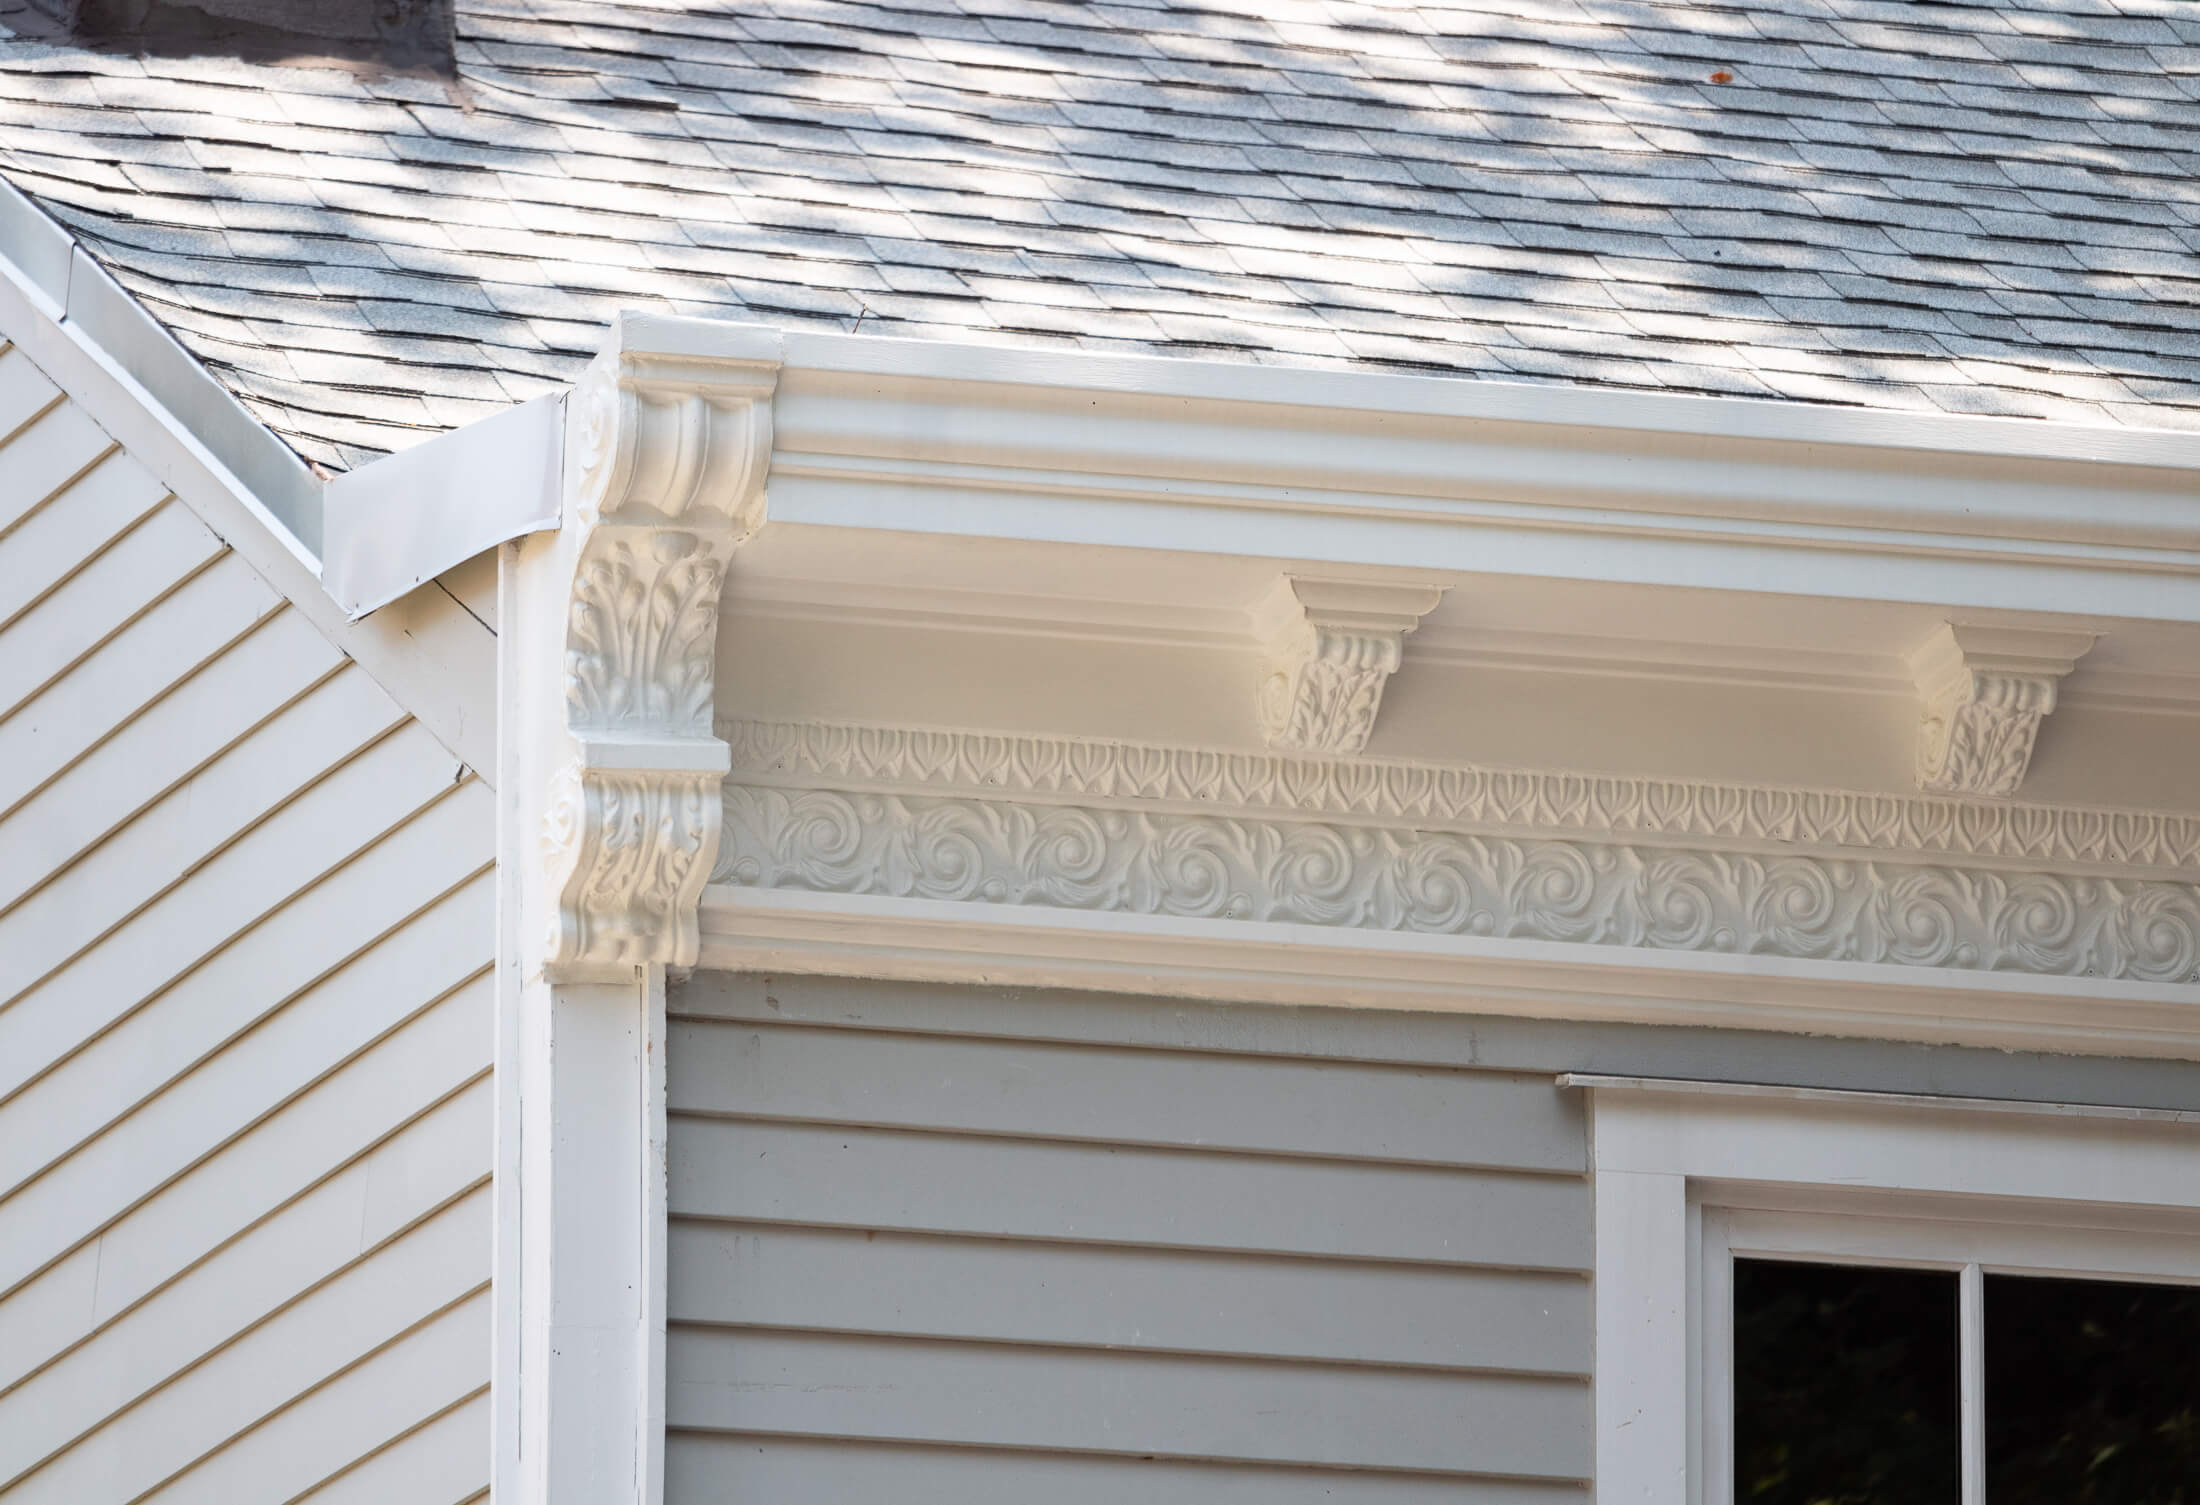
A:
[0, 181, 496, 782]
[0, 177, 323, 559]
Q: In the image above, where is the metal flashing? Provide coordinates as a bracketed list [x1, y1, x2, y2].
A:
[324, 390, 562, 619]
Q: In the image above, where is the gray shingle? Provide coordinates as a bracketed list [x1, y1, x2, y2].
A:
[2, 0, 2193, 470]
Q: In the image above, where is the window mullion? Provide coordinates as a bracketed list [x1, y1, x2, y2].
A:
[1960, 1261, 1985, 1505]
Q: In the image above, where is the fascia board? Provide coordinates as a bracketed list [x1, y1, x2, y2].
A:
[698, 884, 2200, 1063]
[618, 317, 2200, 621]
[773, 324, 2200, 474]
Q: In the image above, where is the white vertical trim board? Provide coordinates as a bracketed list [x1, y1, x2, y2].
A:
[1575, 1076, 2200, 1505]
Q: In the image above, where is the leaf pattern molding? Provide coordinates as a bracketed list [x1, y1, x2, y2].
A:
[718, 719, 2200, 877]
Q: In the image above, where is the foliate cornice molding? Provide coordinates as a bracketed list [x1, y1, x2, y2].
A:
[1910, 622, 2096, 799]
[1252, 576, 1445, 755]
[715, 787, 2200, 986]
[540, 335, 779, 976]
[716, 719, 2200, 877]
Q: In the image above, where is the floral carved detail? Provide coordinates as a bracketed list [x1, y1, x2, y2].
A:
[1260, 633, 1399, 755]
[1910, 621, 2095, 799]
[1917, 674, 2054, 799]
[545, 768, 723, 968]
[718, 720, 2200, 876]
[1254, 576, 1444, 755]
[567, 532, 724, 736]
[541, 330, 778, 976]
[715, 787, 2200, 984]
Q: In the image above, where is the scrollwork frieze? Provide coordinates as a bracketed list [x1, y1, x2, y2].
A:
[713, 785, 2200, 985]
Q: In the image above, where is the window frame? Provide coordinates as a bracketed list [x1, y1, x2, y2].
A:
[1570, 1074, 2200, 1505]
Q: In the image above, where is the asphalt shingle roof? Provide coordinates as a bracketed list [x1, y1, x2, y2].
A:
[0, 0, 2195, 470]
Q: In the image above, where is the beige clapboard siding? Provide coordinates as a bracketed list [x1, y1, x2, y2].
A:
[0, 445, 171, 630]
[291, 1390, 492, 1505]
[0, 338, 493, 1502]
[0, 611, 360, 911]
[0, 549, 280, 812]
[0, 494, 227, 719]
[666, 978, 1594, 1500]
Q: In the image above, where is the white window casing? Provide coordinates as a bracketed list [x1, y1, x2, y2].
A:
[1570, 1074, 2200, 1505]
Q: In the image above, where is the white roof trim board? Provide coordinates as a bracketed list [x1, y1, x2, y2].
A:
[0, 0, 2195, 476]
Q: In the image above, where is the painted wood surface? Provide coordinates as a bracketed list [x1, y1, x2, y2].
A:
[0, 338, 493, 1503]
[665, 972, 1593, 1500]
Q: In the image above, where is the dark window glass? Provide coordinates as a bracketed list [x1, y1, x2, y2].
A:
[1733, 1259, 1960, 1505]
[1986, 1274, 2200, 1505]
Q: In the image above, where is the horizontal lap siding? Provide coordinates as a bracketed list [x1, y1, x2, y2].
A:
[666, 976, 1592, 1503]
[0, 339, 492, 1504]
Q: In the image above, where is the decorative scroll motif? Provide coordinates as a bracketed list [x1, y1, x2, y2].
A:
[1910, 622, 2095, 799]
[544, 767, 723, 968]
[718, 720, 2200, 876]
[1254, 576, 1445, 755]
[716, 787, 2200, 985]
[542, 331, 778, 974]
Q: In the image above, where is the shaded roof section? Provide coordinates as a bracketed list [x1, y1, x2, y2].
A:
[0, 0, 2195, 471]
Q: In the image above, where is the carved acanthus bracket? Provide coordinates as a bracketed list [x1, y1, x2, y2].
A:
[540, 327, 780, 977]
[1909, 621, 2096, 799]
[1253, 575, 1446, 755]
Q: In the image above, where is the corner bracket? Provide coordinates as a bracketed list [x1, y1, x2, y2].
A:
[536, 324, 781, 979]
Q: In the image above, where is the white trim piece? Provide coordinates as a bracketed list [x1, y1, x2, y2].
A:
[494, 316, 780, 1505]
[1705, 1202, 2200, 1284]
[698, 885, 2200, 1060]
[1594, 1168, 1690, 1505]
[1578, 1078, 2200, 1505]
[324, 393, 564, 620]
[1555, 1075, 2200, 1127]
[740, 318, 2200, 623]
[0, 179, 320, 555]
[0, 188, 497, 782]
[1959, 1260, 1984, 1505]
[769, 324, 2200, 473]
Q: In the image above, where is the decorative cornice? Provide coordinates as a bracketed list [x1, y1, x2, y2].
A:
[714, 787, 2200, 985]
[1910, 622, 2096, 798]
[540, 333, 779, 976]
[1252, 575, 1445, 754]
[717, 719, 2200, 877]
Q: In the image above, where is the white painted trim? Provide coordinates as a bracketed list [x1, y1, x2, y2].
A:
[698, 885, 2200, 1060]
[1557, 1075, 2200, 1127]
[767, 322, 2200, 472]
[324, 392, 564, 619]
[723, 313, 2200, 622]
[0, 178, 319, 553]
[0, 192, 497, 781]
[493, 316, 777, 1505]
[1578, 1078, 2200, 1505]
